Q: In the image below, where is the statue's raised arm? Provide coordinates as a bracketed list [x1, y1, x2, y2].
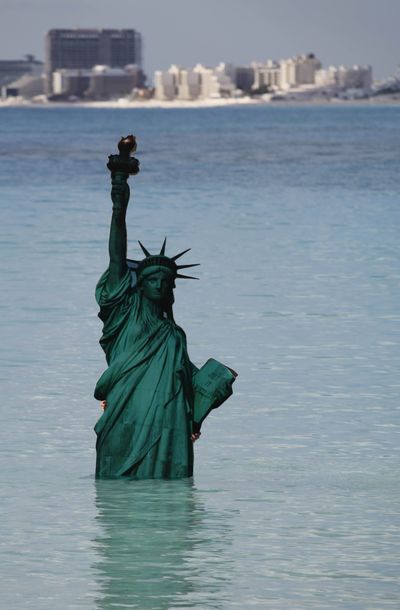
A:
[106, 136, 140, 290]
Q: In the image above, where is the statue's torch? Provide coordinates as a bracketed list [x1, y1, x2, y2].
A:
[107, 135, 140, 176]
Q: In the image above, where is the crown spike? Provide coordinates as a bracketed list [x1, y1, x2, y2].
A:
[172, 248, 191, 261]
[159, 237, 167, 255]
[176, 263, 200, 270]
[138, 241, 151, 257]
[176, 273, 199, 280]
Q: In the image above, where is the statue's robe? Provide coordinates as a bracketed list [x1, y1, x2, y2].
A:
[94, 268, 195, 479]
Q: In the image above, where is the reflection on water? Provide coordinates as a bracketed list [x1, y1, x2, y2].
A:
[93, 479, 232, 609]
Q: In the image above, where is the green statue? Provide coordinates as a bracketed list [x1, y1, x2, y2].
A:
[94, 136, 236, 479]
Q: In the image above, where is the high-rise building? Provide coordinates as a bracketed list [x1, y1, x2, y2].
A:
[251, 60, 280, 91]
[280, 53, 322, 89]
[154, 65, 200, 101]
[315, 65, 372, 93]
[45, 29, 142, 93]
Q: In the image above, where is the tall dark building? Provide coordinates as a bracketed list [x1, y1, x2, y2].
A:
[45, 29, 142, 93]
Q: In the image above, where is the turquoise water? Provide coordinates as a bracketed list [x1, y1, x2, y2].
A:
[1, 105, 399, 609]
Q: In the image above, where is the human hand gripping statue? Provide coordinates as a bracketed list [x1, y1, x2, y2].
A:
[94, 135, 237, 479]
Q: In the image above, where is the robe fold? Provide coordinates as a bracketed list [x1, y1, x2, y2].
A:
[94, 268, 234, 479]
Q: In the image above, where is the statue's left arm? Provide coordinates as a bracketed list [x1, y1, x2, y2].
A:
[105, 135, 139, 292]
[107, 172, 130, 291]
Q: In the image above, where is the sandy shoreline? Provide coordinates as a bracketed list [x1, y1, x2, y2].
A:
[1, 95, 399, 109]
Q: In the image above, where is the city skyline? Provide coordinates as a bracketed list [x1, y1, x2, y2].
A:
[0, 0, 399, 81]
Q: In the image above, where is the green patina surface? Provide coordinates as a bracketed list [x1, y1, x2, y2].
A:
[94, 165, 234, 479]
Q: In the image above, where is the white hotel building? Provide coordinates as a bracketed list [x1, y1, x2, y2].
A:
[251, 60, 280, 90]
[315, 65, 372, 93]
[279, 53, 322, 89]
[154, 63, 235, 101]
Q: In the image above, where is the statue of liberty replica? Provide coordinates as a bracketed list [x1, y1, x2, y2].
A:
[94, 136, 237, 479]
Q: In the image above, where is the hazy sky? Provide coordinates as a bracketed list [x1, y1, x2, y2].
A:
[0, 0, 399, 81]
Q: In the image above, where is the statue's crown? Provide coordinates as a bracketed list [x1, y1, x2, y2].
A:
[127, 238, 199, 281]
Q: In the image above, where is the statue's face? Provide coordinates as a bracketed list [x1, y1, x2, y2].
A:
[140, 269, 173, 302]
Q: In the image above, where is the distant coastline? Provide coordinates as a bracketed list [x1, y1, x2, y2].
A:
[1, 94, 400, 109]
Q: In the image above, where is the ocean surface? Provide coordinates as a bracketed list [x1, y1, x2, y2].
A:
[1, 104, 399, 609]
